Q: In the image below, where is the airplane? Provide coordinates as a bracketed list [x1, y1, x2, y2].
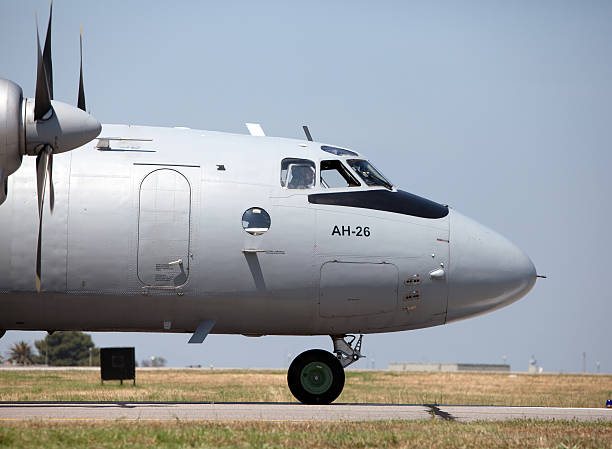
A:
[0, 5, 540, 404]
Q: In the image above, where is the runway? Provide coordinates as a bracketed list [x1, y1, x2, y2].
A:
[1, 402, 610, 422]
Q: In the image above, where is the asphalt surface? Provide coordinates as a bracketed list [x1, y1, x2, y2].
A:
[0, 402, 610, 422]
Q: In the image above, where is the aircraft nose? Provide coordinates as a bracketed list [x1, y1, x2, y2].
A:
[447, 210, 536, 322]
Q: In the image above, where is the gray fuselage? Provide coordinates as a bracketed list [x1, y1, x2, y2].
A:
[0, 124, 536, 336]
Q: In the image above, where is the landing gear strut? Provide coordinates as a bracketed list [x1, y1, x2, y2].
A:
[331, 334, 365, 368]
[287, 335, 365, 404]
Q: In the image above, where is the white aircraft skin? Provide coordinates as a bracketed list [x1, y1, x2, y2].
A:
[0, 123, 536, 336]
[0, 5, 538, 404]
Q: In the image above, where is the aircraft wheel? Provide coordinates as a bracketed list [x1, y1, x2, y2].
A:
[287, 349, 345, 404]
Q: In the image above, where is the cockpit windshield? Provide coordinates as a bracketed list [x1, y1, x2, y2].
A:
[346, 159, 393, 190]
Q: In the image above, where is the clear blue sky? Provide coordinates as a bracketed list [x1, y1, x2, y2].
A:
[1, 0, 610, 373]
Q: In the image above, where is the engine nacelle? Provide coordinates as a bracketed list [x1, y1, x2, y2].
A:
[0, 79, 25, 205]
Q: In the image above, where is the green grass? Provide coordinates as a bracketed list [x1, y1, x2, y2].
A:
[1, 369, 610, 408]
[0, 420, 610, 449]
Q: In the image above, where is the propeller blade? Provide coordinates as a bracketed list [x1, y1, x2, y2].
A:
[35, 146, 51, 292]
[77, 25, 86, 112]
[48, 153, 54, 212]
[35, 217, 43, 293]
[34, 15, 52, 121]
[42, 0, 53, 100]
[36, 147, 50, 219]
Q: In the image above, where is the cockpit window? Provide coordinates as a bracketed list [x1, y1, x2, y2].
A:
[320, 160, 361, 188]
[346, 159, 392, 190]
[281, 158, 316, 189]
[321, 145, 358, 157]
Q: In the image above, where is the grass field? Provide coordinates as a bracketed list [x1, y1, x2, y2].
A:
[1, 369, 611, 448]
[0, 420, 611, 449]
[0, 369, 610, 408]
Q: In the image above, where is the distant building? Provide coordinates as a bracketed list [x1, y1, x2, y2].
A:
[388, 362, 511, 372]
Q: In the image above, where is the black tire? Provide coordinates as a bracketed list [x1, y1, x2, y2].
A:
[287, 349, 345, 405]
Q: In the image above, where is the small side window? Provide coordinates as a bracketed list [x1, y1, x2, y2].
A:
[281, 158, 316, 189]
[242, 207, 271, 235]
[320, 160, 361, 188]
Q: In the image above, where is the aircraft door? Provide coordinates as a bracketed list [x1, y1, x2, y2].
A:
[137, 168, 192, 287]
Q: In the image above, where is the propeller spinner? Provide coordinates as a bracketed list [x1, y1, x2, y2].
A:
[0, 1, 101, 292]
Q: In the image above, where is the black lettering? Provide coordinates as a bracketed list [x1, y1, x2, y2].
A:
[332, 225, 371, 237]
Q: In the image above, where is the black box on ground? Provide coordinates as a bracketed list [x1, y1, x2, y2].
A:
[100, 347, 135, 385]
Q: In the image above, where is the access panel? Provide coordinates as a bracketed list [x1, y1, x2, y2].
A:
[319, 261, 399, 318]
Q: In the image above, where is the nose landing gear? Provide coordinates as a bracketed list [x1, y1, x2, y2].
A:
[331, 334, 365, 368]
[287, 349, 344, 404]
[287, 335, 365, 404]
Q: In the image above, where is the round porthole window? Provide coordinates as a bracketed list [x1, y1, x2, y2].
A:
[242, 207, 271, 235]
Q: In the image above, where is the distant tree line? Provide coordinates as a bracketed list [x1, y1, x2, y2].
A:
[34, 332, 100, 366]
[3, 332, 169, 367]
[3, 332, 99, 366]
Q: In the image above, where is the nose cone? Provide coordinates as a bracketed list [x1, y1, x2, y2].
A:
[447, 210, 536, 323]
[51, 100, 101, 152]
[26, 99, 102, 154]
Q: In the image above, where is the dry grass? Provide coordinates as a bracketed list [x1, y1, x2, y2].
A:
[1, 370, 610, 448]
[0, 369, 610, 408]
[0, 420, 610, 449]
[343, 371, 612, 408]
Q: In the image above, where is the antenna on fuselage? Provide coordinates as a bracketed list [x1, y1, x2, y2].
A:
[245, 123, 265, 136]
[302, 125, 313, 142]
